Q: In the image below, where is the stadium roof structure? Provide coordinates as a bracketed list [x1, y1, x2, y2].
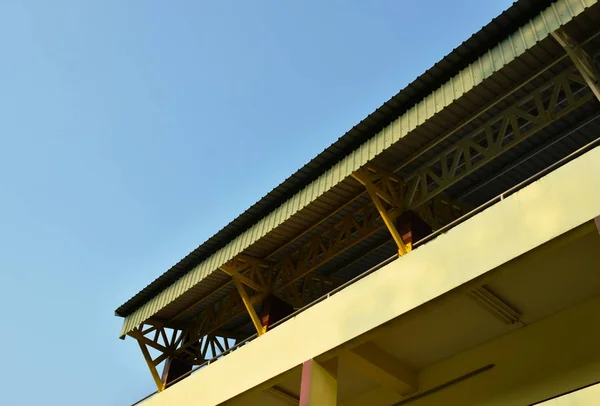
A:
[117, 0, 600, 395]
[115, 0, 559, 322]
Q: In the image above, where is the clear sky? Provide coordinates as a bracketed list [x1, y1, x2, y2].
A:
[0, 1, 514, 404]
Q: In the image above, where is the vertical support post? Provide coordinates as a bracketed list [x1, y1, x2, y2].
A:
[161, 357, 193, 388]
[161, 333, 196, 389]
[135, 339, 165, 392]
[260, 294, 294, 331]
[396, 211, 433, 251]
[299, 359, 338, 406]
[551, 28, 600, 102]
[232, 277, 267, 336]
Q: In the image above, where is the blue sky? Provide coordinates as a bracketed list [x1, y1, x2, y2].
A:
[0, 1, 513, 404]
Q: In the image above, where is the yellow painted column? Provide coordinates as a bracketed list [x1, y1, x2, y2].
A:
[299, 359, 338, 406]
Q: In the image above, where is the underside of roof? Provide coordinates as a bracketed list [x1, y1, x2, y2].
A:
[116, 0, 599, 337]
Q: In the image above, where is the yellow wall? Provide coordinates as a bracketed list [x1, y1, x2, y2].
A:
[145, 147, 600, 406]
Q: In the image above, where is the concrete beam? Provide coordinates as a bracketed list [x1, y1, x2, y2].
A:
[343, 342, 417, 395]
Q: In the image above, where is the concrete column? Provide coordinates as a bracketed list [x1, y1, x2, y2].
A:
[161, 357, 193, 388]
[161, 336, 196, 388]
[260, 295, 293, 331]
[299, 359, 338, 406]
[396, 211, 432, 248]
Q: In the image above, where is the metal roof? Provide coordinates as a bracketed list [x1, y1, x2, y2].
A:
[115, 0, 589, 323]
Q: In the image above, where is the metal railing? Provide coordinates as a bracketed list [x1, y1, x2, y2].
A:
[131, 137, 599, 405]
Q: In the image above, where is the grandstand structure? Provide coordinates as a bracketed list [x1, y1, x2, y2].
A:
[116, 0, 600, 404]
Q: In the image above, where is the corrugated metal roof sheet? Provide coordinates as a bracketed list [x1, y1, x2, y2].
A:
[116, 0, 598, 337]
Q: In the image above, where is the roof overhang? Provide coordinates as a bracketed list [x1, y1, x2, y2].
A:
[116, 0, 599, 338]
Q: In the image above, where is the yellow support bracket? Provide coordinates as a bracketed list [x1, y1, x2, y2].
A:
[130, 330, 166, 392]
[232, 276, 267, 336]
[219, 265, 264, 292]
[351, 168, 410, 256]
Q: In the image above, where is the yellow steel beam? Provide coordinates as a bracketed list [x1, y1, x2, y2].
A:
[266, 191, 370, 260]
[343, 342, 417, 396]
[131, 322, 241, 378]
[220, 255, 269, 289]
[552, 28, 600, 102]
[351, 167, 410, 256]
[219, 266, 264, 294]
[368, 189, 409, 255]
[167, 255, 270, 328]
[132, 330, 166, 392]
[131, 331, 169, 353]
[232, 276, 267, 336]
[267, 200, 386, 295]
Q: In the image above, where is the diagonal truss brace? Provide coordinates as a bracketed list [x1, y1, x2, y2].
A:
[230, 273, 267, 336]
[352, 163, 470, 255]
[132, 329, 166, 392]
[351, 167, 410, 255]
[401, 67, 594, 208]
[219, 255, 270, 336]
[552, 28, 600, 102]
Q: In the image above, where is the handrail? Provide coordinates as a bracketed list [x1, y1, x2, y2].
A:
[131, 137, 599, 405]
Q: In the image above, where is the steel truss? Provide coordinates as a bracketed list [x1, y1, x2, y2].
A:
[130, 60, 598, 390]
[130, 322, 238, 391]
[130, 171, 469, 382]
[402, 66, 595, 209]
[157, 181, 469, 346]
